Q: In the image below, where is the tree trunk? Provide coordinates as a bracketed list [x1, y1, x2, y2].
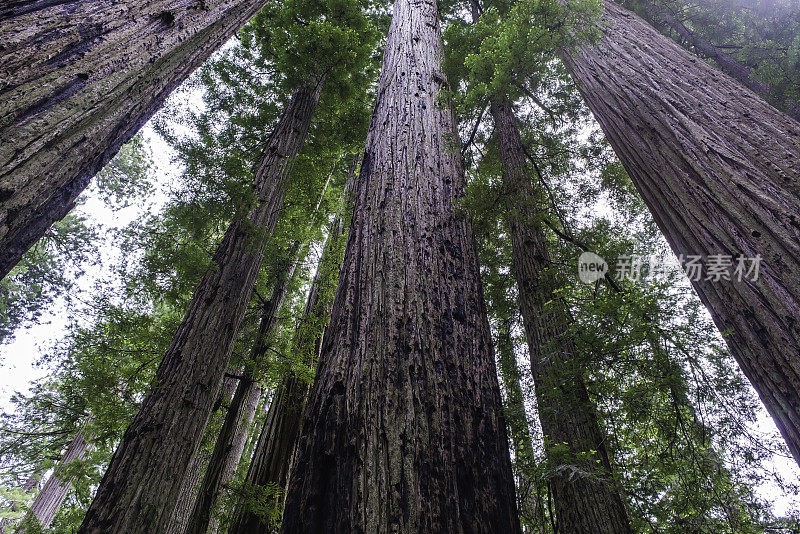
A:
[279, 0, 520, 529]
[495, 319, 534, 472]
[185, 244, 305, 534]
[490, 97, 631, 534]
[17, 432, 90, 531]
[164, 375, 239, 534]
[631, 3, 799, 121]
[190, 372, 262, 534]
[0, 0, 267, 279]
[229, 170, 351, 533]
[78, 79, 325, 534]
[494, 319, 543, 531]
[562, 0, 800, 466]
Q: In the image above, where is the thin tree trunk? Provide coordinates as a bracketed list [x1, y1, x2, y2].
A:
[280, 0, 520, 529]
[0, 0, 267, 279]
[194, 373, 262, 534]
[490, 96, 631, 533]
[164, 375, 239, 534]
[562, 0, 800, 466]
[17, 432, 90, 531]
[78, 78, 325, 533]
[187, 166, 336, 534]
[494, 319, 540, 531]
[185, 243, 306, 534]
[229, 166, 352, 533]
[496, 318, 534, 471]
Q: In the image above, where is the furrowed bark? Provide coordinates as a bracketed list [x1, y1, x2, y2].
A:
[78, 79, 325, 533]
[229, 170, 351, 533]
[185, 244, 305, 534]
[631, 3, 799, 121]
[0, 0, 267, 278]
[280, 0, 520, 528]
[490, 97, 631, 534]
[18, 432, 90, 532]
[164, 375, 239, 534]
[563, 0, 800, 466]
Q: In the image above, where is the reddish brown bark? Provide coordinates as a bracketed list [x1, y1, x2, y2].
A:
[279, 0, 520, 529]
[563, 1, 800, 464]
[78, 79, 325, 533]
[0, 0, 266, 278]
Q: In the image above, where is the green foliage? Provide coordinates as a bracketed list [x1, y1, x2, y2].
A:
[0, 216, 95, 345]
[443, 0, 600, 109]
[622, 0, 800, 113]
[2, 0, 798, 531]
[93, 136, 153, 209]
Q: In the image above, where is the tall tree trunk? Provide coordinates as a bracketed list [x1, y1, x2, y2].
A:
[190, 168, 335, 534]
[489, 97, 631, 534]
[494, 319, 542, 531]
[229, 169, 351, 533]
[495, 319, 534, 473]
[191, 372, 262, 534]
[562, 0, 800, 466]
[78, 79, 325, 534]
[185, 243, 305, 534]
[0, 0, 267, 279]
[164, 375, 239, 534]
[280, 0, 520, 529]
[17, 432, 90, 532]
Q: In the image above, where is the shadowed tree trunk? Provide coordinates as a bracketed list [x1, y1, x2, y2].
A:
[185, 242, 305, 534]
[229, 168, 352, 533]
[0, 0, 267, 279]
[164, 375, 239, 534]
[77, 78, 326, 534]
[17, 432, 90, 532]
[490, 96, 631, 534]
[279, 0, 520, 529]
[562, 0, 800, 466]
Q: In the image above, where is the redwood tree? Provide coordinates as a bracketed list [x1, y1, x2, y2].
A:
[490, 97, 631, 533]
[17, 432, 90, 532]
[229, 168, 351, 533]
[563, 0, 800, 465]
[279, 0, 520, 529]
[0, 0, 268, 278]
[77, 79, 325, 533]
[184, 243, 304, 534]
